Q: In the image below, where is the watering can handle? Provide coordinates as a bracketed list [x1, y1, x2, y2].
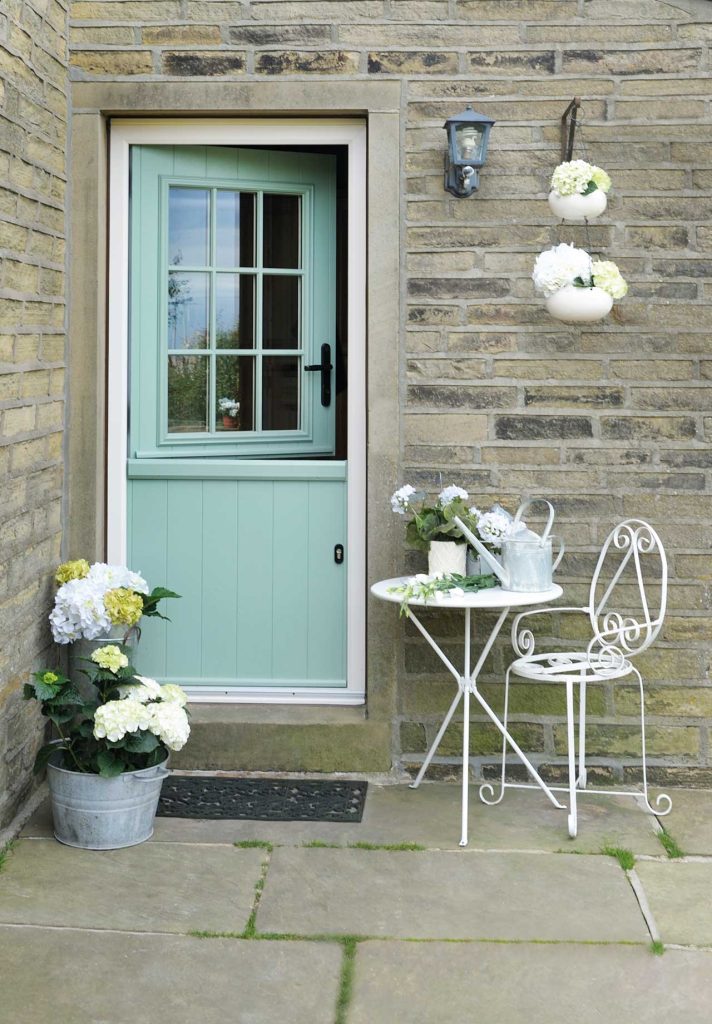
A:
[513, 497, 556, 543]
[550, 534, 565, 574]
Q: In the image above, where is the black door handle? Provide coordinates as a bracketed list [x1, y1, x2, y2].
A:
[304, 343, 333, 407]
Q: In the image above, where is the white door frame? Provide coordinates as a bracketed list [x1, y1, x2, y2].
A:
[108, 119, 366, 705]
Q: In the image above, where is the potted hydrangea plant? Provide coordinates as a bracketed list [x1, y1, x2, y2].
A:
[532, 242, 628, 323]
[218, 396, 240, 429]
[391, 484, 475, 576]
[24, 645, 190, 849]
[548, 159, 611, 222]
[50, 560, 179, 684]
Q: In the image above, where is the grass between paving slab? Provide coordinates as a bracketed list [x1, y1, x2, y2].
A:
[657, 828, 684, 859]
[601, 845, 636, 871]
[0, 840, 15, 872]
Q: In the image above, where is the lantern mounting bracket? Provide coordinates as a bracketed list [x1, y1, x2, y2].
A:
[561, 97, 582, 163]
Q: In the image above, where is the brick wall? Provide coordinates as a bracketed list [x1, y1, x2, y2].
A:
[0, 0, 67, 828]
[67, 0, 712, 782]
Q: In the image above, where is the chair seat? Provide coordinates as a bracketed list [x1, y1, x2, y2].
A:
[510, 649, 633, 683]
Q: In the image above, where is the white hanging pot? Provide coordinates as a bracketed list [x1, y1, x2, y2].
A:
[428, 541, 467, 577]
[546, 285, 613, 324]
[548, 189, 607, 222]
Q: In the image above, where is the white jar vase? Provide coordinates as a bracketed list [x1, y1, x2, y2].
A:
[546, 285, 613, 324]
[548, 189, 607, 222]
[428, 541, 467, 577]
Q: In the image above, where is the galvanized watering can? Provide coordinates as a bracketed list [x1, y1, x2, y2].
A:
[454, 498, 565, 592]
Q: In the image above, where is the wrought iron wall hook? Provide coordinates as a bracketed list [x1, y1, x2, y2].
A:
[560, 97, 582, 162]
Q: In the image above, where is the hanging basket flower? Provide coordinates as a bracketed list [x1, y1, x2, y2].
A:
[532, 244, 627, 324]
[548, 160, 611, 222]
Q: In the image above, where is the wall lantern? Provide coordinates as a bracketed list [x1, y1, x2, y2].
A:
[443, 105, 496, 197]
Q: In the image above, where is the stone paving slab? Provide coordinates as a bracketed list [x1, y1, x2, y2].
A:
[349, 941, 712, 1024]
[636, 860, 712, 947]
[0, 839, 262, 934]
[0, 926, 341, 1024]
[652, 788, 712, 856]
[257, 848, 648, 942]
[22, 783, 664, 854]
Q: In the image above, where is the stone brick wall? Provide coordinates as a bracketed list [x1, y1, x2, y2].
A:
[0, 0, 67, 829]
[66, 0, 712, 782]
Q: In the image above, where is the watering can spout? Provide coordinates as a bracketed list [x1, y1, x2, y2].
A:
[453, 515, 510, 587]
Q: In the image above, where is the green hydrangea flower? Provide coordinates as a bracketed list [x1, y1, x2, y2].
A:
[55, 559, 90, 585]
[91, 644, 129, 674]
[41, 671, 59, 684]
[590, 165, 611, 193]
[592, 260, 628, 300]
[104, 587, 143, 627]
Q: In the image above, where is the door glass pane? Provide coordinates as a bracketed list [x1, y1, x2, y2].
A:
[263, 276, 299, 350]
[216, 274, 255, 350]
[168, 187, 209, 267]
[262, 356, 299, 431]
[216, 191, 255, 268]
[167, 271, 209, 350]
[263, 194, 301, 269]
[216, 355, 255, 432]
[168, 355, 208, 433]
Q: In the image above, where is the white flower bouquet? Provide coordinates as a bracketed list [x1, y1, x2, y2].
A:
[532, 243, 627, 323]
[49, 559, 179, 644]
[549, 160, 611, 222]
[24, 644, 190, 777]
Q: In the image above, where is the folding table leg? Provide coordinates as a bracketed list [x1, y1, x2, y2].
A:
[410, 689, 463, 790]
[566, 679, 578, 838]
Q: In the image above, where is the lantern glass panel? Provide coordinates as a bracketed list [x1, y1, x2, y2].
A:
[455, 124, 486, 164]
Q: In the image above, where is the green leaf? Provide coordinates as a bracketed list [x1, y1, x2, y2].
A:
[582, 180, 598, 195]
[97, 750, 125, 778]
[142, 587, 180, 618]
[124, 731, 160, 754]
[49, 686, 86, 707]
[33, 742, 66, 774]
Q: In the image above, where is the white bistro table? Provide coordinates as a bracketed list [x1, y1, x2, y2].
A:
[371, 577, 563, 846]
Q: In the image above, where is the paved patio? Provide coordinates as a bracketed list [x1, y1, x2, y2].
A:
[2, 782, 712, 1022]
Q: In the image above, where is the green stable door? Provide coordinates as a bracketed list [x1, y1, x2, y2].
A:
[127, 145, 346, 695]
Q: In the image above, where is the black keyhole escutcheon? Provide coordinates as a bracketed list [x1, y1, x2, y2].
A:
[334, 544, 344, 565]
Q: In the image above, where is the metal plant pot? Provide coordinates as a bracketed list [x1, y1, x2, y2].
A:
[546, 285, 613, 324]
[47, 752, 170, 850]
[69, 626, 140, 699]
[548, 188, 607, 222]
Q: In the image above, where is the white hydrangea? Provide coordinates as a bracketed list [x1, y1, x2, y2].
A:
[50, 577, 113, 644]
[87, 563, 150, 595]
[116, 675, 163, 703]
[532, 243, 592, 298]
[146, 702, 190, 751]
[550, 159, 595, 196]
[477, 511, 513, 550]
[93, 699, 151, 743]
[438, 485, 469, 506]
[159, 683, 189, 707]
[469, 505, 482, 519]
[391, 484, 416, 515]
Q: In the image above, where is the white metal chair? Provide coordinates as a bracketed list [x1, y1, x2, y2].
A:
[481, 519, 672, 837]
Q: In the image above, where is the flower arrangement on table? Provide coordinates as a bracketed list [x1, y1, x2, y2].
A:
[50, 560, 180, 644]
[389, 484, 521, 612]
[548, 159, 611, 222]
[24, 645, 190, 777]
[532, 242, 627, 324]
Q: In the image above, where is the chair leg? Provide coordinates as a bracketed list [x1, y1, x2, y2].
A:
[632, 666, 672, 817]
[578, 669, 587, 790]
[479, 666, 511, 806]
[565, 679, 578, 838]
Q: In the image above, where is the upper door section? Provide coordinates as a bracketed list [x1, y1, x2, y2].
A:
[129, 145, 337, 459]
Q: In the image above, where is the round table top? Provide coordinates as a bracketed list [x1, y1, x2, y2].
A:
[371, 577, 563, 610]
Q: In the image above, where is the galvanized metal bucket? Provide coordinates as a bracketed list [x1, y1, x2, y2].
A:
[47, 753, 170, 850]
[69, 627, 140, 700]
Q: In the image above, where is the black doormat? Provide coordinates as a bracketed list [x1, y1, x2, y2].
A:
[157, 776, 368, 823]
